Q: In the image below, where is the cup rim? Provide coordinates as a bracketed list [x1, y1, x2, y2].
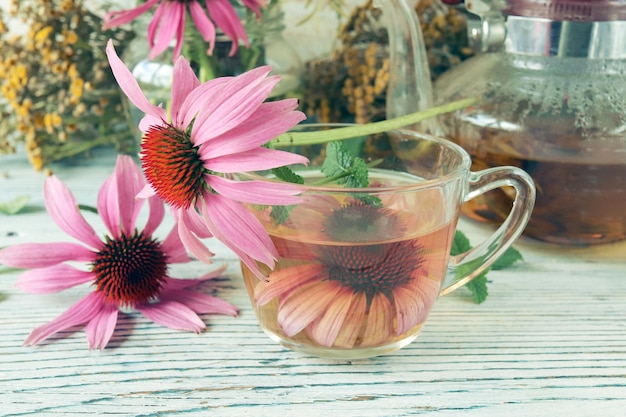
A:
[242, 124, 472, 193]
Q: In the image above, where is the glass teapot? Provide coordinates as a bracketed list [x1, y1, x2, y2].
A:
[434, 0, 626, 245]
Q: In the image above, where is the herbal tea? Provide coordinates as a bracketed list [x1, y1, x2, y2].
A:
[242, 170, 456, 359]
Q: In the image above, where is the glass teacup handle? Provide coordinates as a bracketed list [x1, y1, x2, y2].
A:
[440, 166, 536, 296]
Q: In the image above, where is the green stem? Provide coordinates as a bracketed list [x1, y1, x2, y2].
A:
[271, 97, 477, 147]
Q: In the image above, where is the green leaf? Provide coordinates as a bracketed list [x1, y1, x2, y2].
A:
[450, 230, 471, 256]
[270, 205, 293, 225]
[271, 166, 304, 185]
[321, 141, 370, 188]
[492, 246, 523, 270]
[465, 273, 489, 304]
[0, 195, 30, 215]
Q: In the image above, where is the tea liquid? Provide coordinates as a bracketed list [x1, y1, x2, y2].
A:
[449, 126, 626, 245]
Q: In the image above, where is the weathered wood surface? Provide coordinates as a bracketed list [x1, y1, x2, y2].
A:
[1, 150, 625, 416]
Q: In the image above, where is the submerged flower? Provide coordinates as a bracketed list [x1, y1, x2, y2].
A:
[105, 41, 308, 278]
[253, 200, 445, 348]
[103, 0, 265, 60]
[0, 155, 238, 349]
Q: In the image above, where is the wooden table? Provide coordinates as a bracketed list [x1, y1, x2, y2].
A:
[1, 150, 625, 416]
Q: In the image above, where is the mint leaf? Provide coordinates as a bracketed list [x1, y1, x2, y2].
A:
[271, 166, 304, 185]
[0, 195, 30, 215]
[450, 230, 471, 255]
[492, 246, 523, 270]
[465, 273, 489, 304]
[321, 141, 369, 188]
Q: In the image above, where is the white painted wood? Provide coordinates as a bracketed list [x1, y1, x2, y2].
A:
[1, 150, 625, 417]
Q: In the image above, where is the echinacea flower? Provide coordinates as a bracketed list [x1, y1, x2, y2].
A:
[103, 0, 266, 60]
[252, 198, 446, 349]
[105, 41, 308, 279]
[0, 155, 238, 349]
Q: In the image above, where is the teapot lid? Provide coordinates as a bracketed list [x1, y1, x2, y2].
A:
[507, 0, 626, 21]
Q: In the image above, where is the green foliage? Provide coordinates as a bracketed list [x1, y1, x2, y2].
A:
[450, 230, 523, 304]
[0, 196, 30, 215]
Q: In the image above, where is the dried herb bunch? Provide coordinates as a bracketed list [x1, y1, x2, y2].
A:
[301, 0, 473, 124]
[0, 0, 136, 170]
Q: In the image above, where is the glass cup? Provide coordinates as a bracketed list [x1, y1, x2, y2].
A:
[239, 124, 535, 359]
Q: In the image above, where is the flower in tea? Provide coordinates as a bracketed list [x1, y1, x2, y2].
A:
[254, 201, 443, 348]
[105, 41, 308, 278]
[0, 155, 238, 349]
[103, 0, 263, 60]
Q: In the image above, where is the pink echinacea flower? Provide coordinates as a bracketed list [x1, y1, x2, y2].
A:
[105, 40, 308, 279]
[0, 155, 238, 349]
[103, 0, 266, 60]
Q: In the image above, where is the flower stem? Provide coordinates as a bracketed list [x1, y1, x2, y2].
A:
[270, 97, 477, 147]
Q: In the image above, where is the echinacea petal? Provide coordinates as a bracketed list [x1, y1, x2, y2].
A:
[163, 264, 227, 290]
[394, 278, 440, 335]
[202, 147, 309, 174]
[103, 0, 160, 29]
[170, 56, 201, 125]
[16, 264, 94, 294]
[197, 99, 304, 159]
[97, 173, 119, 238]
[0, 242, 93, 268]
[149, 2, 184, 60]
[114, 155, 146, 236]
[106, 40, 167, 121]
[306, 285, 354, 347]
[44, 176, 102, 249]
[85, 304, 119, 350]
[205, 175, 304, 205]
[362, 295, 394, 347]
[161, 289, 239, 316]
[24, 292, 105, 347]
[200, 193, 276, 267]
[136, 299, 206, 333]
[161, 226, 191, 264]
[333, 292, 367, 348]
[240, 0, 265, 19]
[143, 194, 166, 237]
[188, 0, 216, 55]
[277, 280, 342, 337]
[204, 0, 249, 55]
[178, 209, 215, 264]
[254, 263, 325, 306]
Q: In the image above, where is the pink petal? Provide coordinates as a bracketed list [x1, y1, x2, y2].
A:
[206, 175, 304, 205]
[203, 147, 309, 173]
[191, 67, 278, 144]
[362, 295, 394, 347]
[333, 292, 367, 348]
[97, 173, 119, 238]
[177, 210, 215, 264]
[161, 289, 238, 316]
[44, 176, 102, 249]
[200, 193, 276, 267]
[16, 264, 94, 294]
[307, 285, 354, 347]
[0, 242, 93, 268]
[114, 155, 145, 236]
[163, 264, 227, 290]
[103, 0, 160, 29]
[254, 263, 325, 306]
[149, 2, 184, 60]
[143, 194, 166, 237]
[277, 280, 341, 337]
[241, 0, 266, 19]
[394, 278, 440, 335]
[198, 99, 305, 159]
[161, 226, 191, 264]
[136, 300, 206, 333]
[85, 305, 119, 350]
[24, 292, 106, 347]
[188, 1, 216, 55]
[205, 0, 249, 54]
[106, 40, 167, 121]
[137, 183, 157, 199]
[178, 77, 231, 131]
[170, 56, 201, 124]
